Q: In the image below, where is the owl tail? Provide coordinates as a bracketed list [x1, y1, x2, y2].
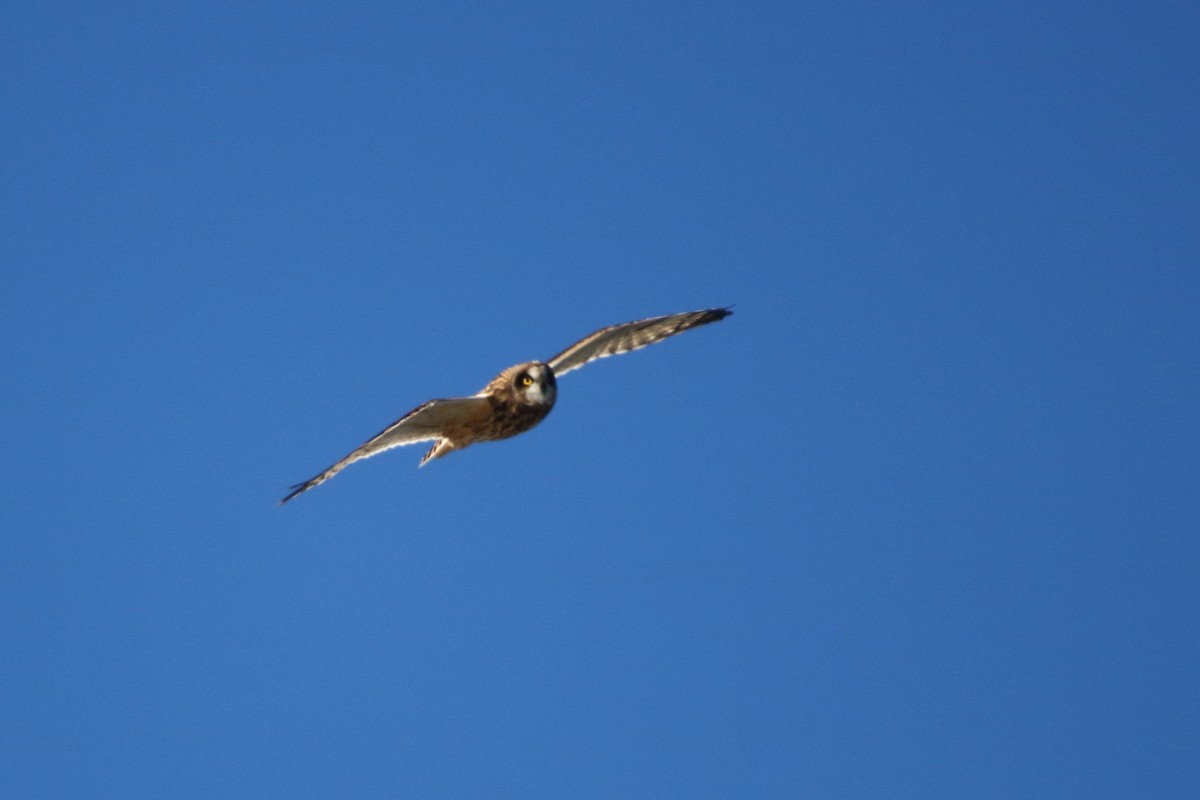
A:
[420, 439, 454, 466]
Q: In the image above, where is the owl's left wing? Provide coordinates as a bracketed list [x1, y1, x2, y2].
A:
[546, 307, 731, 377]
[280, 396, 491, 504]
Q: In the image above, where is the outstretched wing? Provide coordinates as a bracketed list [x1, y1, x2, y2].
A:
[280, 396, 491, 504]
[546, 307, 731, 377]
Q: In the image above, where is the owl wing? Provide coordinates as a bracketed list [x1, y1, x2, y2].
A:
[280, 396, 492, 504]
[546, 307, 731, 377]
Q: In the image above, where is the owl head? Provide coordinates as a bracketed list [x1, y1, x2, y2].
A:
[509, 361, 557, 407]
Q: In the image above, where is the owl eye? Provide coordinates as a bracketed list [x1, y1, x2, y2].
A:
[520, 374, 534, 387]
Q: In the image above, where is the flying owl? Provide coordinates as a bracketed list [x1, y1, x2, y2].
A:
[280, 307, 731, 504]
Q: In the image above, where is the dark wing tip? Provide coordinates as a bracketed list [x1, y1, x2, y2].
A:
[702, 306, 733, 321]
[681, 306, 733, 329]
[278, 479, 314, 506]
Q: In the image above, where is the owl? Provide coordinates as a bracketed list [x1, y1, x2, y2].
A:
[281, 307, 731, 503]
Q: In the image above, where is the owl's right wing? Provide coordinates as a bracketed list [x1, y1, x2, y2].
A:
[280, 396, 492, 504]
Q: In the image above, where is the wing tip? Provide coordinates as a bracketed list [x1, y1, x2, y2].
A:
[684, 306, 733, 328]
[278, 479, 316, 506]
[704, 306, 733, 321]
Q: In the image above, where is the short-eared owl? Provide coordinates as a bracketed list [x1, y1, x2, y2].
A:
[280, 307, 731, 504]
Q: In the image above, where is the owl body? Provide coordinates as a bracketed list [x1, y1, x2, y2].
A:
[421, 361, 557, 464]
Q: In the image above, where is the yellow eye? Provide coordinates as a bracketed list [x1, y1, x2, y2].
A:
[520, 375, 534, 387]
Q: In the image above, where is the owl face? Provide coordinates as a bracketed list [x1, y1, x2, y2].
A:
[513, 362, 557, 408]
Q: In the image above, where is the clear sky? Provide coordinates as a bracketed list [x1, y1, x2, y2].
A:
[3, 1, 1198, 797]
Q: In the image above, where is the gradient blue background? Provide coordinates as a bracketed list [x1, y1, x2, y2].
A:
[3, 1, 1198, 797]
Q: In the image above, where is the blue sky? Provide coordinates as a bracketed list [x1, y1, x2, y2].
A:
[3, 1, 1198, 797]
